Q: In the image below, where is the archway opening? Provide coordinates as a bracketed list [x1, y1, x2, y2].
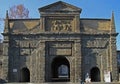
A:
[119, 68, 120, 81]
[51, 56, 70, 82]
[90, 67, 100, 82]
[119, 68, 120, 73]
[20, 67, 30, 82]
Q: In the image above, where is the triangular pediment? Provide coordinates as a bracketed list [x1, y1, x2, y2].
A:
[39, 1, 82, 13]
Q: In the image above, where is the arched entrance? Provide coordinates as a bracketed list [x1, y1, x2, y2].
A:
[20, 67, 30, 82]
[51, 56, 70, 82]
[90, 67, 100, 82]
[119, 68, 120, 81]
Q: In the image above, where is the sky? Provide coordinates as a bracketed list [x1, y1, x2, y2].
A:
[0, 0, 120, 50]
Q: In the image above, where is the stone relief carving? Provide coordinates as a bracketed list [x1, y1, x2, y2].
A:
[51, 20, 72, 31]
[46, 18, 74, 32]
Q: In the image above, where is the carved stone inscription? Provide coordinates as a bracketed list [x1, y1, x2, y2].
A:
[86, 39, 108, 48]
[48, 42, 72, 56]
[17, 40, 38, 56]
[46, 17, 74, 32]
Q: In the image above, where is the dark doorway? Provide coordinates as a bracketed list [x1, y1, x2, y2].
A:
[51, 56, 70, 82]
[119, 68, 120, 82]
[90, 67, 100, 82]
[20, 67, 30, 82]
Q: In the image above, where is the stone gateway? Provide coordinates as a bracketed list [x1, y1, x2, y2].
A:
[0, 1, 119, 83]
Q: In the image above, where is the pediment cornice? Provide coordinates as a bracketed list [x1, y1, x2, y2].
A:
[39, 1, 82, 13]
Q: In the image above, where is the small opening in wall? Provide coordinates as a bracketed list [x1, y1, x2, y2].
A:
[20, 67, 30, 82]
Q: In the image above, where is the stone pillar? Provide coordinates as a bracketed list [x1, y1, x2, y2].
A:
[30, 46, 37, 82]
[110, 36, 118, 82]
[74, 40, 81, 82]
[2, 40, 9, 82]
[71, 40, 82, 83]
[2, 56, 8, 82]
[70, 56, 75, 82]
[40, 16, 45, 32]
[45, 42, 50, 82]
[74, 15, 80, 33]
[39, 41, 45, 82]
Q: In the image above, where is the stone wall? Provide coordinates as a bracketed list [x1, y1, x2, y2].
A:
[1, 1, 119, 83]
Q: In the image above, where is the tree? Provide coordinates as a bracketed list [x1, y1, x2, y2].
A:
[9, 4, 29, 19]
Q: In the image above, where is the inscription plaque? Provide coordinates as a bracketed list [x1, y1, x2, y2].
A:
[86, 39, 108, 48]
[48, 42, 72, 56]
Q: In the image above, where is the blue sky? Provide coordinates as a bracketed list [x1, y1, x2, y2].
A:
[0, 0, 120, 50]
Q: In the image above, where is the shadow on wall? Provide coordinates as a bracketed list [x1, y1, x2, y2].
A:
[0, 79, 7, 83]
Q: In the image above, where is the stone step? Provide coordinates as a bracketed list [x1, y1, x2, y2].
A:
[3, 82, 120, 84]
